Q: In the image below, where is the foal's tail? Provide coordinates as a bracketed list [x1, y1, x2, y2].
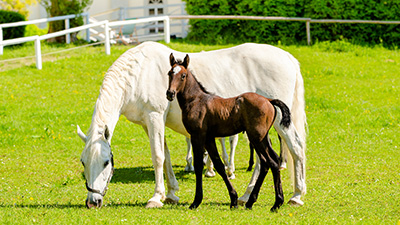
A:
[270, 99, 291, 128]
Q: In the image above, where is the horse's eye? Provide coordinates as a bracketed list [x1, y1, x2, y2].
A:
[181, 74, 186, 80]
[104, 160, 110, 168]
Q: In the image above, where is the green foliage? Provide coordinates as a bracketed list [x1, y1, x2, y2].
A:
[184, 0, 400, 47]
[0, 41, 399, 223]
[25, 24, 48, 37]
[0, 10, 26, 40]
[40, 0, 93, 42]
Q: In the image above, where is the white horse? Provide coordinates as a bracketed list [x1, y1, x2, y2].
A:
[77, 41, 307, 209]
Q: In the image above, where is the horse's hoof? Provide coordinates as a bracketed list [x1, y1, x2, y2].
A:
[145, 201, 163, 208]
[280, 162, 287, 170]
[184, 165, 194, 172]
[237, 198, 247, 206]
[204, 170, 216, 177]
[228, 173, 235, 180]
[288, 197, 304, 206]
[164, 198, 179, 205]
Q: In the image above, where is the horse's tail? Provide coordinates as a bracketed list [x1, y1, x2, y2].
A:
[288, 53, 307, 146]
[270, 99, 291, 128]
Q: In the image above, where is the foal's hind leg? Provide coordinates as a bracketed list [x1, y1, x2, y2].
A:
[245, 136, 283, 211]
[205, 137, 238, 208]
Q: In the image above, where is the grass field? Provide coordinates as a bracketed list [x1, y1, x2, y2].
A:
[0, 40, 399, 224]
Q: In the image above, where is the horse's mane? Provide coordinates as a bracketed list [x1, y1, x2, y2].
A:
[176, 60, 213, 96]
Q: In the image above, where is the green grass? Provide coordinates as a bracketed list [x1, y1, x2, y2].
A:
[0, 41, 399, 224]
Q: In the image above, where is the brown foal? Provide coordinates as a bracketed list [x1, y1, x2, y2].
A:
[166, 53, 291, 211]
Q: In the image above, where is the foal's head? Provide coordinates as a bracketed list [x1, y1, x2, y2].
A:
[166, 53, 190, 101]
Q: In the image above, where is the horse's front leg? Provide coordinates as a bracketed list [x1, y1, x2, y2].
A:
[184, 137, 194, 172]
[189, 136, 205, 209]
[227, 134, 239, 179]
[143, 113, 179, 208]
[163, 138, 180, 204]
[205, 137, 238, 208]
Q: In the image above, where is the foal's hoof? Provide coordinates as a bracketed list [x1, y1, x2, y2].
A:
[270, 206, 279, 213]
[228, 173, 235, 180]
[145, 201, 163, 208]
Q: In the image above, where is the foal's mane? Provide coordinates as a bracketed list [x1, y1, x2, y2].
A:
[175, 59, 213, 96]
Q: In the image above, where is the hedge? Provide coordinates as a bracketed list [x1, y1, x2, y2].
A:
[0, 10, 26, 40]
[183, 0, 400, 47]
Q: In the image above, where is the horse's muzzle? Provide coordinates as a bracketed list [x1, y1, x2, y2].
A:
[166, 90, 175, 101]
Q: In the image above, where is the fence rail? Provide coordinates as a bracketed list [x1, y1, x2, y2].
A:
[169, 15, 400, 45]
[2, 14, 400, 70]
[0, 12, 90, 55]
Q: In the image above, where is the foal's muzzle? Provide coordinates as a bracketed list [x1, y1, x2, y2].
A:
[166, 90, 175, 101]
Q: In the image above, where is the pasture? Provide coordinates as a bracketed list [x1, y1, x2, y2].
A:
[0, 41, 399, 224]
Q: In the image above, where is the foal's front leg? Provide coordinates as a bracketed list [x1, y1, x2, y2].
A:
[205, 137, 238, 208]
[189, 136, 205, 209]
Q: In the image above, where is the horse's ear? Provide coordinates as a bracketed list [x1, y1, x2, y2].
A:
[169, 53, 176, 67]
[104, 125, 111, 141]
[77, 125, 87, 143]
[182, 54, 190, 69]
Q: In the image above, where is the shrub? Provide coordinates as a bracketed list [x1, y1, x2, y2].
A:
[0, 10, 26, 40]
[183, 0, 400, 47]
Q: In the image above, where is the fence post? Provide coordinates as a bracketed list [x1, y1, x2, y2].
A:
[34, 37, 42, 70]
[105, 21, 110, 55]
[86, 13, 90, 42]
[164, 17, 170, 44]
[65, 19, 71, 44]
[306, 20, 311, 45]
[0, 26, 3, 55]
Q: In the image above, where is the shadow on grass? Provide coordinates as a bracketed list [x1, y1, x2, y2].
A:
[0, 203, 86, 209]
[111, 165, 192, 184]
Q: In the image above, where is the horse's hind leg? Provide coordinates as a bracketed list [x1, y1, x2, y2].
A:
[278, 135, 288, 170]
[205, 137, 238, 208]
[274, 121, 306, 206]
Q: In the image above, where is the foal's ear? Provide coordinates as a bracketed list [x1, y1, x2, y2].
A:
[169, 53, 176, 67]
[182, 54, 190, 69]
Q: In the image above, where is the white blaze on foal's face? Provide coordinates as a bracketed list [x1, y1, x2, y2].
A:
[173, 65, 181, 75]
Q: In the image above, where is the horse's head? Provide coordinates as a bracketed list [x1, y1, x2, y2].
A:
[77, 125, 114, 209]
[166, 53, 190, 101]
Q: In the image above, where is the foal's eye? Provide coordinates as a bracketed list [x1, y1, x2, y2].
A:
[104, 160, 110, 167]
[181, 74, 186, 80]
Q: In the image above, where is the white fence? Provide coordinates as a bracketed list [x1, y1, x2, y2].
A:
[0, 12, 90, 55]
[2, 14, 400, 70]
[0, 16, 170, 69]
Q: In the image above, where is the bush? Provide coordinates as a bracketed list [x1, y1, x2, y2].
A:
[183, 0, 400, 47]
[0, 10, 26, 40]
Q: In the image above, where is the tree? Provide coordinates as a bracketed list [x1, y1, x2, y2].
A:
[41, 0, 93, 43]
[0, 0, 39, 17]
